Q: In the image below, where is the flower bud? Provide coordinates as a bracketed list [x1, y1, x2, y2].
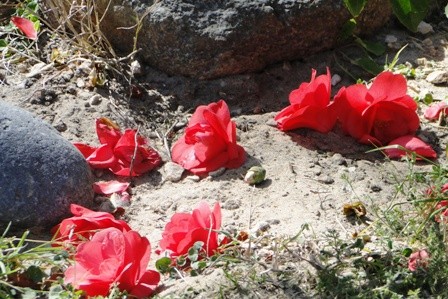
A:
[244, 166, 266, 185]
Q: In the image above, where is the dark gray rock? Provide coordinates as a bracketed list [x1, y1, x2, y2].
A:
[93, 0, 393, 79]
[0, 102, 94, 230]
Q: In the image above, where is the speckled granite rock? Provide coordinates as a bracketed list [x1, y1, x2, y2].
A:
[0, 102, 94, 230]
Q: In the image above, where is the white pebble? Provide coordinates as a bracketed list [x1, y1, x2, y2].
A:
[163, 161, 185, 182]
[426, 70, 448, 84]
[384, 35, 397, 43]
[417, 21, 433, 35]
[331, 74, 342, 86]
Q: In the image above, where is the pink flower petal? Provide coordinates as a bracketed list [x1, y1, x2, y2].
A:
[385, 135, 437, 159]
[93, 181, 130, 195]
[11, 17, 37, 40]
[424, 102, 448, 121]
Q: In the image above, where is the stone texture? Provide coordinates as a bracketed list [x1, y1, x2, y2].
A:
[0, 102, 94, 230]
[94, 0, 393, 79]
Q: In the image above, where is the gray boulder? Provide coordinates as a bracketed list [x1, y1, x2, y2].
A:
[0, 102, 94, 230]
[93, 0, 392, 79]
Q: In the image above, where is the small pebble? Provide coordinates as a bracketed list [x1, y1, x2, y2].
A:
[318, 176, 334, 184]
[385, 35, 398, 44]
[78, 91, 92, 100]
[130, 60, 144, 77]
[426, 70, 448, 84]
[251, 221, 270, 236]
[163, 161, 185, 182]
[223, 199, 241, 210]
[53, 118, 67, 132]
[186, 175, 201, 182]
[331, 74, 342, 86]
[415, 57, 427, 66]
[370, 184, 382, 192]
[61, 70, 74, 82]
[267, 219, 280, 225]
[417, 21, 433, 35]
[331, 153, 347, 166]
[76, 78, 86, 88]
[89, 95, 102, 106]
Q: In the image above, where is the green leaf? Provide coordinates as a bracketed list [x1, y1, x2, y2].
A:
[0, 39, 7, 49]
[355, 37, 386, 56]
[340, 18, 357, 40]
[354, 56, 384, 75]
[445, 4, 448, 18]
[155, 257, 172, 274]
[390, 0, 429, 32]
[25, 265, 46, 283]
[343, 0, 367, 17]
[402, 247, 413, 257]
[385, 44, 408, 70]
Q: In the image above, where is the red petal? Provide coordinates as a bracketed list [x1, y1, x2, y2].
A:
[96, 118, 122, 145]
[129, 270, 160, 297]
[93, 181, 130, 195]
[73, 143, 97, 158]
[288, 68, 331, 108]
[11, 17, 37, 40]
[86, 144, 118, 168]
[275, 104, 336, 133]
[368, 71, 408, 101]
[385, 136, 437, 159]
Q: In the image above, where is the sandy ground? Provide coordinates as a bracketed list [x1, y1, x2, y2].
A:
[1, 20, 448, 296]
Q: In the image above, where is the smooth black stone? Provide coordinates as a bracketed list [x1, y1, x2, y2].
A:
[0, 102, 94, 231]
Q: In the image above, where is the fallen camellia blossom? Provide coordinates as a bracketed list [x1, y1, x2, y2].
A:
[424, 183, 448, 222]
[51, 204, 131, 246]
[11, 17, 37, 40]
[333, 71, 420, 145]
[434, 200, 448, 222]
[64, 227, 160, 297]
[93, 180, 130, 195]
[74, 118, 161, 176]
[384, 135, 437, 159]
[159, 201, 222, 258]
[171, 100, 246, 175]
[275, 68, 337, 133]
[408, 249, 430, 272]
[424, 101, 448, 121]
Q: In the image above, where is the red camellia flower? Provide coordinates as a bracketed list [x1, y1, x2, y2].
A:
[159, 201, 222, 258]
[171, 100, 246, 175]
[51, 204, 131, 246]
[11, 16, 37, 40]
[385, 135, 437, 159]
[333, 71, 419, 145]
[64, 227, 160, 297]
[424, 101, 448, 121]
[275, 68, 337, 133]
[408, 249, 430, 272]
[74, 118, 161, 176]
[435, 200, 448, 222]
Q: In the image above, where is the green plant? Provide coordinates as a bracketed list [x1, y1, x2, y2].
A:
[343, 0, 431, 34]
[0, 224, 80, 298]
